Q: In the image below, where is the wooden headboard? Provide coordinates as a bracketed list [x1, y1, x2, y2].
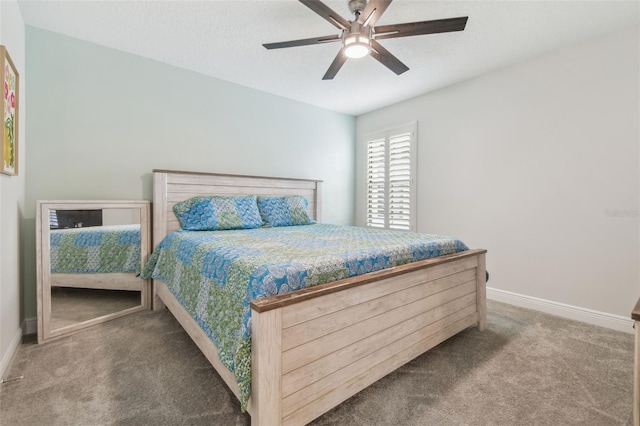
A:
[152, 169, 323, 246]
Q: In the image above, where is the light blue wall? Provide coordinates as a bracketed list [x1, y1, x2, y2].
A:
[24, 26, 356, 318]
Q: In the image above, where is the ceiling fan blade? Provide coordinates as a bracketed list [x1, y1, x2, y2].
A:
[370, 39, 409, 75]
[357, 0, 392, 27]
[374, 17, 468, 40]
[299, 0, 349, 30]
[322, 50, 348, 80]
[263, 34, 340, 50]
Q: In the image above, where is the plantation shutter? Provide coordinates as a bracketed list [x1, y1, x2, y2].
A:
[49, 210, 59, 229]
[365, 123, 416, 231]
[366, 138, 386, 228]
[388, 132, 412, 230]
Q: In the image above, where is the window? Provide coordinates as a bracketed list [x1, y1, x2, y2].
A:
[365, 123, 417, 231]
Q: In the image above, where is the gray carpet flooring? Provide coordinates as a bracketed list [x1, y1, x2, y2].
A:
[0, 300, 633, 425]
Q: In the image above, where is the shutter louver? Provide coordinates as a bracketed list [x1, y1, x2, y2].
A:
[366, 138, 386, 228]
[49, 210, 58, 228]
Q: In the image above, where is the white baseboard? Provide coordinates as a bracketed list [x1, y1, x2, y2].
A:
[22, 317, 36, 336]
[487, 287, 634, 334]
[0, 327, 22, 381]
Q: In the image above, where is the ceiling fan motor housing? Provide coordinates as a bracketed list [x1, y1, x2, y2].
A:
[343, 21, 372, 40]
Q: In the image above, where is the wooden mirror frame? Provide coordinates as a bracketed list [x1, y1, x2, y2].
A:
[36, 200, 151, 344]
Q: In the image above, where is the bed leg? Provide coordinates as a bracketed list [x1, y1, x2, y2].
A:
[251, 308, 282, 426]
[152, 280, 166, 311]
[476, 253, 487, 331]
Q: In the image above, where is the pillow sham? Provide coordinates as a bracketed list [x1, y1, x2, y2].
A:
[173, 195, 263, 231]
[257, 196, 315, 227]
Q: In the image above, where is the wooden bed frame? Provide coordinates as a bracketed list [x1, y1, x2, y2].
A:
[51, 272, 143, 291]
[49, 221, 144, 291]
[152, 169, 487, 426]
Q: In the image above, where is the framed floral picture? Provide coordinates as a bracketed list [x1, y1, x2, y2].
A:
[0, 45, 18, 176]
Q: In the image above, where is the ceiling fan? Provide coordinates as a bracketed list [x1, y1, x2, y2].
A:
[263, 0, 468, 80]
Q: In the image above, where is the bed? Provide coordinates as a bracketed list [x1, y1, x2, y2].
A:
[149, 169, 487, 426]
[50, 224, 143, 291]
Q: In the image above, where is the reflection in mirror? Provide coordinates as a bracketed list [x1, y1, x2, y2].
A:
[37, 201, 150, 343]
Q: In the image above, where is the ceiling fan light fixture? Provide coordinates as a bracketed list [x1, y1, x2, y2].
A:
[344, 33, 370, 58]
[343, 24, 372, 59]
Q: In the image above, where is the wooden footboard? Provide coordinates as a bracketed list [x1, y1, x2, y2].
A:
[249, 249, 486, 425]
[51, 272, 143, 291]
[154, 248, 485, 425]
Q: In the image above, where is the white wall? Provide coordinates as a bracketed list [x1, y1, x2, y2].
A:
[0, 0, 25, 378]
[356, 26, 639, 324]
[24, 27, 355, 321]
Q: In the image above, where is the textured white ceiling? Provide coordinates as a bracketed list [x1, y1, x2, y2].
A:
[18, 0, 640, 116]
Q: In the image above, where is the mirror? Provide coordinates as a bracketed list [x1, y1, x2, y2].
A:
[36, 200, 150, 343]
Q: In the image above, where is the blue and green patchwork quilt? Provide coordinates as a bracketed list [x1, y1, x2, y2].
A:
[141, 223, 468, 410]
[50, 224, 141, 274]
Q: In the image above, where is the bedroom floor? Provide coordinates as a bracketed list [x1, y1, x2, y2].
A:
[0, 300, 633, 425]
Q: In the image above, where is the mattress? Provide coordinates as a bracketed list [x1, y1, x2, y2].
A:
[141, 223, 468, 409]
[50, 224, 141, 274]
